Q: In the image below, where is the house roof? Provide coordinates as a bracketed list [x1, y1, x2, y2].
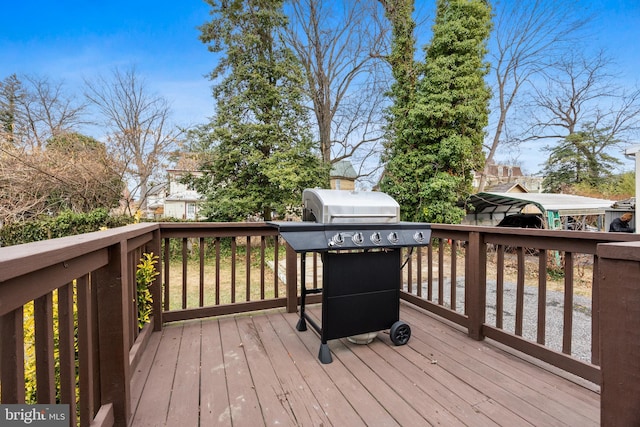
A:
[330, 160, 357, 179]
[464, 192, 616, 217]
[485, 182, 528, 193]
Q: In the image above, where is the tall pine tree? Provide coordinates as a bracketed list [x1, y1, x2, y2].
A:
[192, 0, 327, 221]
[381, 0, 491, 223]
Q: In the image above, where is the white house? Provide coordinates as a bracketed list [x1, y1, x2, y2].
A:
[146, 170, 204, 220]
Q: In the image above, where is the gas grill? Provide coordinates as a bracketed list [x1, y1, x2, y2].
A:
[269, 189, 431, 363]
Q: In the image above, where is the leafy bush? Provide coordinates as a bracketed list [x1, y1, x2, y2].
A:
[0, 208, 134, 247]
[136, 253, 159, 329]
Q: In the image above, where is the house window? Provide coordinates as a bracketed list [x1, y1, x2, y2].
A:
[335, 179, 341, 190]
[187, 203, 196, 220]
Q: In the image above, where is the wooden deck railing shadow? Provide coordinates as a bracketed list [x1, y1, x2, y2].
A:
[2, 221, 640, 426]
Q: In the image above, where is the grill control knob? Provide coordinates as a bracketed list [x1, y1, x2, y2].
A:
[370, 232, 382, 245]
[413, 231, 425, 243]
[329, 232, 345, 247]
[352, 232, 364, 245]
[387, 232, 399, 244]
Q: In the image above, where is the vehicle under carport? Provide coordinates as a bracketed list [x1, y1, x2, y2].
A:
[461, 192, 615, 230]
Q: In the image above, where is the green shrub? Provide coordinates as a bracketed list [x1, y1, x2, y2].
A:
[136, 253, 159, 329]
[0, 208, 134, 247]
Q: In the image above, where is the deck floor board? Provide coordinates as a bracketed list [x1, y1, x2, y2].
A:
[130, 303, 600, 426]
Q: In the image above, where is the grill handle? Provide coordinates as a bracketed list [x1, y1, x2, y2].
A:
[328, 213, 398, 220]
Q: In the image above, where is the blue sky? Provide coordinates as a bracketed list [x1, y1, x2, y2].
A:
[2, 1, 640, 172]
[1, 1, 216, 128]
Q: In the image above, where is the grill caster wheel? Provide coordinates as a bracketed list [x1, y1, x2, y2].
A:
[390, 321, 411, 346]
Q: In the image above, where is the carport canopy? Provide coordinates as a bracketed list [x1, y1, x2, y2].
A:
[462, 192, 615, 227]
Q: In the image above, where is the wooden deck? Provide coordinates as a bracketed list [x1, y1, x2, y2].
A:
[129, 303, 600, 426]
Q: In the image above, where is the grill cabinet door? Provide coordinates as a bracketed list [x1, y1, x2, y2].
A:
[321, 250, 401, 341]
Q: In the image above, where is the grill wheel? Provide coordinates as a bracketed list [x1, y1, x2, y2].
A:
[390, 321, 411, 346]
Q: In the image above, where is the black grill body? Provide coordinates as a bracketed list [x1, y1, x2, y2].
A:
[321, 250, 401, 340]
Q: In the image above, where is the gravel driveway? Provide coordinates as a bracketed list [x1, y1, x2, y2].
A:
[418, 279, 594, 362]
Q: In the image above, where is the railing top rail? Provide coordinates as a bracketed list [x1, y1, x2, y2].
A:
[158, 221, 280, 238]
[431, 223, 640, 242]
[158, 221, 274, 230]
[0, 222, 159, 282]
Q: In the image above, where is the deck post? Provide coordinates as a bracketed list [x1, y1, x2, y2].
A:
[286, 243, 298, 313]
[94, 241, 131, 427]
[598, 241, 640, 426]
[466, 231, 486, 340]
[149, 228, 163, 332]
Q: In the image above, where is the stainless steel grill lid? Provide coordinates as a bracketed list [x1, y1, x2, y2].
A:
[271, 189, 430, 252]
[303, 189, 400, 224]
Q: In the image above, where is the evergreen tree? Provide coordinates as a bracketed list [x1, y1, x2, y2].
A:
[541, 123, 622, 193]
[379, 0, 418, 172]
[381, 0, 492, 223]
[0, 74, 22, 145]
[193, 0, 327, 221]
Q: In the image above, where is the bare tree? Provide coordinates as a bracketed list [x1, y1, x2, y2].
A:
[284, 0, 389, 187]
[478, 0, 590, 191]
[529, 51, 640, 141]
[0, 133, 123, 224]
[526, 51, 640, 187]
[84, 67, 181, 213]
[0, 74, 87, 151]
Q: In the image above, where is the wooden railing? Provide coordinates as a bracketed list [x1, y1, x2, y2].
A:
[399, 226, 640, 385]
[0, 223, 160, 427]
[2, 221, 640, 426]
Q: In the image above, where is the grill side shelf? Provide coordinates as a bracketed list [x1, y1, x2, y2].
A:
[267, 221, 432, 252]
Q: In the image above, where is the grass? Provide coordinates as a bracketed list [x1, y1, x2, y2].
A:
[165, 255, 287, 311]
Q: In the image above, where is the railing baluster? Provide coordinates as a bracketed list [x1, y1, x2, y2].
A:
[34, 292, 55, 403]
[231, 237, 237, 303]
[90, 272, 101, 418]
[199, 237, 205, 307]
[274, 238, 280, 298]
[591, 254, 600, 365]
[427, 242, 433, 301]
[215, 237, 221, 306]
[163, 237, 170, 311]
[537, 250, 547, 345]
[182, 238, 188, 309]
[77, 274, 95, 427]
[515, 247, 525, 336]
[438, 239, 444, 305]
[417, 247, 423, 298]
[58, 283, 77, 426]
[451, 240, 457, 311]
[563, 251, 574, 355]
[246, 236, 252, 301]
[285, 243, 297, 313]
[260, 236, 266, 300]
[496, 244, 504, 329]
[129, 249, 138, 346]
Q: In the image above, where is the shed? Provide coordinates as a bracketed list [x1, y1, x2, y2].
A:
[462, 192, 616, 230]
[330, 160, 358, 191]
